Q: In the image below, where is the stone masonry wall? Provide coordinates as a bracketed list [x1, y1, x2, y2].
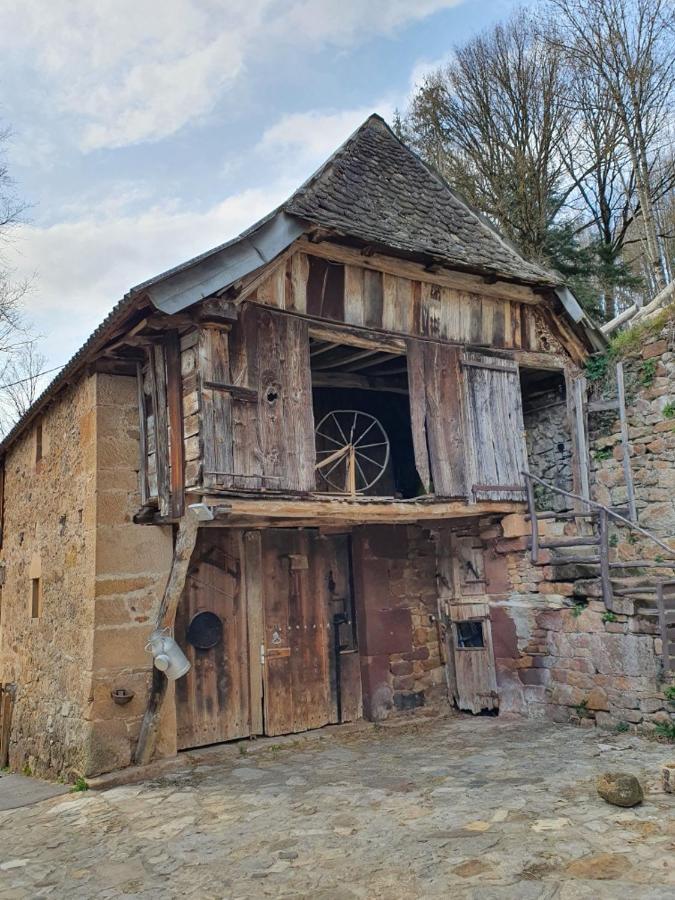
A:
[88, 374, 173, 775]
[353, 524, 446, 720]
[523, 387, 573, 513]
[483, 512, 672, 733]
[0, 375, 98, 778]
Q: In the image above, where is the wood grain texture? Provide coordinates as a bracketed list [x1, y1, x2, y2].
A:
[462, 351, 528, 501]
[200, 327, 234, 491]
[150, 343, 171, 517]
[165, 331, 185, 516]
[175, 529, 251, 749]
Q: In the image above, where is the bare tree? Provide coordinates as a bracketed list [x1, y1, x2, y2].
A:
[0, 126, 28, 346]
[545, 0, 675, 293]
[0, 340, 47, 435]
[404, 12, 578, 263]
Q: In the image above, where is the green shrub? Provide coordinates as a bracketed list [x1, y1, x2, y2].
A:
[664, 685, 675, 703]
[70, 777, 89, 793]
[662, 402, 675, 419]
[585, 354, 608, 382]
[654, 721, 675, 742]
[639, 358, 658, 387]
[571, 603, 586, 618]
[593, 447, 613, 462]
[615, 721, 630, 733]
[602, 611, 618, 623]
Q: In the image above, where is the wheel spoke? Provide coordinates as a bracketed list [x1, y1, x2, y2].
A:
[350, 411, 358, 443]
[356, 450, 384, 467]
[323, 456, 346, 480]
[331, 412, 349, 446]
[353, 419, 377, 446]
[354, 456, 368, 490]
[315, 431, 343, 447]
[355, 441, 387, 449]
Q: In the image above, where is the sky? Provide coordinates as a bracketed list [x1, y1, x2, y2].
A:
[0, 0, 523, 374]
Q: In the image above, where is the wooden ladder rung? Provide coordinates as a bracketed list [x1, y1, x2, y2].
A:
[534, 537, 601, 549]
[548, 556, 601, 566]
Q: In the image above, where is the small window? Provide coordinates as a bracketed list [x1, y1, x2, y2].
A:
[456, 620, 485, 649]
[31, 578, 41, 619]
[35, 419, 43, 464]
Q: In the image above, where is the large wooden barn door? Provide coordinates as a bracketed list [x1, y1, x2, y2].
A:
[175, 530, 252, 750]
[260, 530, 361, 736]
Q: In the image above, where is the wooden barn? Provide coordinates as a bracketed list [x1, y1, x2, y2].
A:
[0, 115, 608, 778]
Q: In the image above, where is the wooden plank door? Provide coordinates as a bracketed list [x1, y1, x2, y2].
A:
[175, 530, 252, 750]
[462, 351, 528, 501]
[260, 530, 362, 736]
[448, 602, 498, 714]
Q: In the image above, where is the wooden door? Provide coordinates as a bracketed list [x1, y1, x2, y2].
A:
[175, 530, 252, 749]
[448, 603, 498, 714]
[261, 530, 362, 736]
[462, 351, 528, 501]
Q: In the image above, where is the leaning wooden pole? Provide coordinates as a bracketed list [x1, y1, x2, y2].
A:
[134, 509, 199, 766]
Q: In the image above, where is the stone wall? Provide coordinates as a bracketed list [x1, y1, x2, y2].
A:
[0, 375, 98, 778]
[353, 525, 446, 720]
[88, 374, 173, 775]
[483, 510, 673, 733]
[523, 387, 573, 512]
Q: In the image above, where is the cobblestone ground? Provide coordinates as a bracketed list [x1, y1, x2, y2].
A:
[1, 715, 674, 899]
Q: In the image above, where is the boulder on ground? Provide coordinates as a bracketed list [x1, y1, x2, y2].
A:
[596, 772, 643, 807]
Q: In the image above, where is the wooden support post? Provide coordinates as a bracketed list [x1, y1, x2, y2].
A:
[525, 474, 538, 564]
[616, 362, 637, 523]
[598, 509, 613, 609]
[134, 510, 199, 766]
[657, 583, 670, 676]
[0, 683, 15, 769]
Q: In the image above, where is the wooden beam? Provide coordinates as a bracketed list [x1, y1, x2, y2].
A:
[311, 372, 408, 394]
[308, 321, 406, 353]
[616, 361, 637, 523]
[198, 495, 525, 526]
[134, 510, 199, 766]
[298, 237, 545, 304]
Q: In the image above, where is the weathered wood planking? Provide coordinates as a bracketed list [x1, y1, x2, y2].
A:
[175, 529, 251, 750]
[406, 339, 465, 497]
[260, 530, 359, 736]
[165, 331, 185, 516]
[150, 343, 171, 517]
[254, 250, 545, 351]
[462, 352, 528, 502]
[448, 601, 498, 714]
[200, 326, 234, 490]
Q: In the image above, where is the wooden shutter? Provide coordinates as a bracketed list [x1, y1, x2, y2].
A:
[462, 351, 527, 501]
[226, 306, 316, 493]
[200, 326, 235, 490]
[407, 339, 466, 497]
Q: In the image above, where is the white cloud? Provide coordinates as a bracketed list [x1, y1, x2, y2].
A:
[256, 102, 395, 168]
[1, 0, 465, 151]
[8, 182, 294, 367]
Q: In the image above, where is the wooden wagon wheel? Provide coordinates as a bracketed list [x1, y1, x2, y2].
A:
[315, 410, 390, 495]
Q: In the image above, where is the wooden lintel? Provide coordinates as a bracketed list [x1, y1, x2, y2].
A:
[308, 322, 406, 353]
[311, 372, 408, 394]
[196, 496, 525, 526]
[513, 350, 567, 371]
[298, 237, 544, 304]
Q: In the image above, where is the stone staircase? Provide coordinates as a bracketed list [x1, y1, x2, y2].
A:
[523, 472, 675, 676]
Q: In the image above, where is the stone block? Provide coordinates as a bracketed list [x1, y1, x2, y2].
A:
[586, 688, 609, 711]
[501, 514, 531, 539]
[642, 339, 668, 359]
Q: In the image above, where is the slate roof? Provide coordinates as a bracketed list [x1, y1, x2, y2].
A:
[284, 114, 555, 285]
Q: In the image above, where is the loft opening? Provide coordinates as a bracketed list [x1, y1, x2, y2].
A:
[309, 337, 419, 498]
[520, 367, 573, 511]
